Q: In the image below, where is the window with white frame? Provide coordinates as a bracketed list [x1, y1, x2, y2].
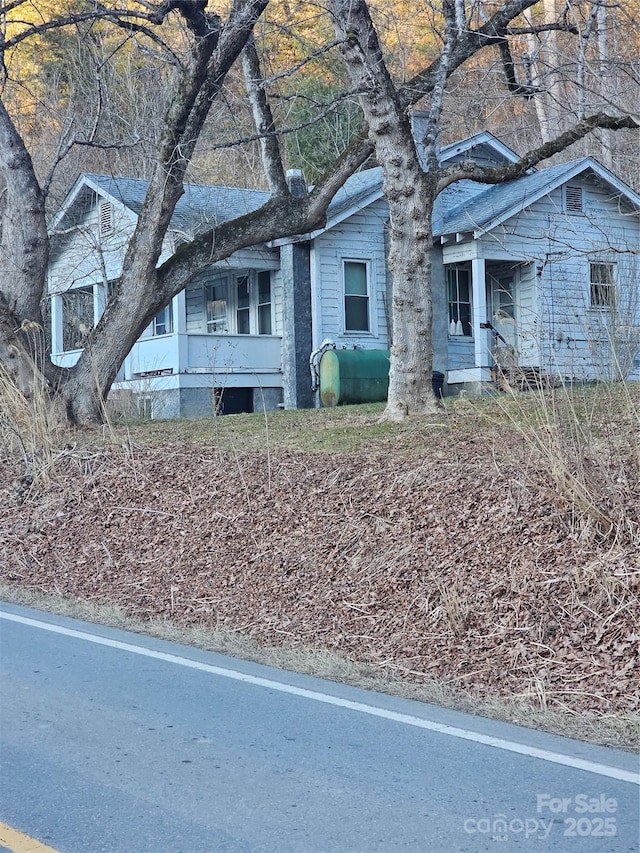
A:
[343, 260, 370, 332]
[257, 271, 272, 335]
[62, 286, 94, 351]
[153, 304, 173, 335]
[204, 271, 273, 334]
[590, 262, 615, 309]
[447, 266, 472, 336]
[236, 275, 250, 334]
[206, 281, 228, 332]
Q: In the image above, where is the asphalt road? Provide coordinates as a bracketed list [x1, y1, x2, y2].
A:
[0, 602, 638, 853]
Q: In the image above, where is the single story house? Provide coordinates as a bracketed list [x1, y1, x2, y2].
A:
[48, 120, 640, 417]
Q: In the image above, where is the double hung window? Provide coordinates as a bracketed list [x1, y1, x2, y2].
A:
[344, 260, 370, 332]
[590, 262, 615, 309]
[448, 266, 472, 337]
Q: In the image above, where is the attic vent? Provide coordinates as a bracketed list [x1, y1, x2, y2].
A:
[565, 186, 583, 213]
[99, 201, 114, 238]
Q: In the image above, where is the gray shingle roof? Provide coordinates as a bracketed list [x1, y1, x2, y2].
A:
[325, 167, 384, 221]
[84, 174, 270, 236]
[435, 159, 592, 236]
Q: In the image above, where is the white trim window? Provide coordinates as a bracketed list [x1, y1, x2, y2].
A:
[206, 281, 229, 332]
[447, 265, 472, 337]
[257, 270, 272, 335]
[236, 274, 250, 334]
[62, 286, 94, 351]
[153, 304, 173, 336]
[590, 262, 615, 309]
[204, 270, 273, 334]
[343, 260, 370, 332]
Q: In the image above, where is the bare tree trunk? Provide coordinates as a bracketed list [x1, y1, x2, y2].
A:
[0, 99, 60, 398]
[330, 0, 440, 418]
[60, 1, 269, 423]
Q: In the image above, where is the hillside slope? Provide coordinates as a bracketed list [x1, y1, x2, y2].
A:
[1, 403, 638, 739]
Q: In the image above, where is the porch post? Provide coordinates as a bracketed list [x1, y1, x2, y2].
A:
[50, 292, 63, 357]
[471, 257, 490, 376]
[174, 290, 188, 376]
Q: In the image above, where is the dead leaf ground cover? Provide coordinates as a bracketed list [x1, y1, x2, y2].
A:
[1, 399, 639, 745]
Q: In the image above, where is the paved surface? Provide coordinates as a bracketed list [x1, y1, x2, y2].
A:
[0, 602, 638, 852]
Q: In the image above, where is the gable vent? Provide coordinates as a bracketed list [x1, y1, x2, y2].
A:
[99, 200, 114, 238]
[565, 186, 583, 213]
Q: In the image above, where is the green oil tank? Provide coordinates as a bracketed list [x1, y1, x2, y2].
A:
[319, 348, 390, 407]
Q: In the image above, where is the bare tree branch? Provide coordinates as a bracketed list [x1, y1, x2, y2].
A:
[499, 38, 539, 98]
[242, 37, 288, 196]
[436, 112, 640, 193]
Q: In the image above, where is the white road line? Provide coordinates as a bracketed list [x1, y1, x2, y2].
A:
[2, 609, 638, 785]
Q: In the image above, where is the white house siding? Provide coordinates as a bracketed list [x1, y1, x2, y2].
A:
[49, 190, 178, 364]
[516, 263, 540, 367]
[478, 176, 639, 381]
[270, 267, 284, 337]
[48, 199, 135, 295]
[311, 199, 390, 350]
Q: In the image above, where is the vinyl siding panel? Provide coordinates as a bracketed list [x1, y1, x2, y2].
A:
[312, 199, 390, 349]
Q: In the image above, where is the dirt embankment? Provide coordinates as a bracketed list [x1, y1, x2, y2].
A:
[2, 429, 638, 731]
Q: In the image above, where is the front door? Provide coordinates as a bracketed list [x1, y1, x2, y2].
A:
[487, 269, 517, 351]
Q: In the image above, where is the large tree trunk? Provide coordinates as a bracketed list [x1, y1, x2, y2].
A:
[0, 98, 63, 403]
[330, 0, 440, 418]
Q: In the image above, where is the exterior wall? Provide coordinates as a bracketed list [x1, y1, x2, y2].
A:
[48, 202, 135, 294]
[186, 333, 282, 385]
[110, 377, 283, 420]
[482, 177, 640, 381]
[311, 198, 390, 351]
[441, 174, 639, 385]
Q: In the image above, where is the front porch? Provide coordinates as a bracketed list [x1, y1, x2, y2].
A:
[443, 248, 540, 392]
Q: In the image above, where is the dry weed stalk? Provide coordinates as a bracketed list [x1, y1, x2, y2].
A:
[495, 381, 640, 546]
[431, 574, 470, 638]
[0, 326, 67, 497]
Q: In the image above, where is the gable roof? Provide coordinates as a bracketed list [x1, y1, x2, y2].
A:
[272, 131, 522, 244]
[437, 131, 523, 166]
[51, 139, 640, 252]
[52, 173, 271, 240]
[437, 157, 640, 238]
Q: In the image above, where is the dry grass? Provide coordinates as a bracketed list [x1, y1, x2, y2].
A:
[2, 380, 639, 751]
[489, 380, 640, 546]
